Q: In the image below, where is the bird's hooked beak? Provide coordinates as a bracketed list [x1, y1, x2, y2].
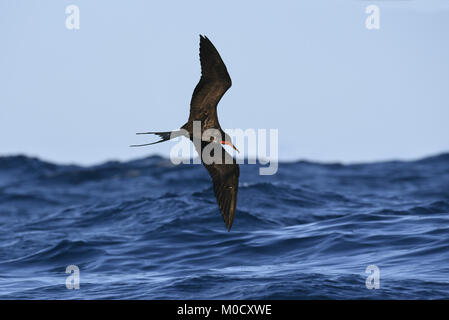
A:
[221, 141, 240, 153]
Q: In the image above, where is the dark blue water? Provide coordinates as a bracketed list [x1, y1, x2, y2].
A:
[0, 153, 449, 299]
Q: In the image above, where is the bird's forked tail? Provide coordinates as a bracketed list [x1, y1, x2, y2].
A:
[130, 130, 185, 147]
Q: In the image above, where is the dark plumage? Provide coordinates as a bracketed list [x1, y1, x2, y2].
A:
[132, 35, 239, 231]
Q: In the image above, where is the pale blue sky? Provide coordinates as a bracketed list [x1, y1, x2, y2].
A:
[1, 0, 448, 164]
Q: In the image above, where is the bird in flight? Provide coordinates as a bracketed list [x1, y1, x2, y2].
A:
[131, 35, 240, 231]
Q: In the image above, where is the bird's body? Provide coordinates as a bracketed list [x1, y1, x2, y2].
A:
[132, 35, 240, 231]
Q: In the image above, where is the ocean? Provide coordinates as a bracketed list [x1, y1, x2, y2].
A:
[0, 153, 448, 299]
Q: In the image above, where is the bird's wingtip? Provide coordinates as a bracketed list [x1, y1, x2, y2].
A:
[199, 34, 211, 42]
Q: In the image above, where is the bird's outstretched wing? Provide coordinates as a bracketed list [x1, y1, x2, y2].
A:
[204, 158, 239, 231]
[188, 35, 232, 129]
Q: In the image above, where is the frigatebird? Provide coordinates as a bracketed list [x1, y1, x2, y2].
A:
[131, 35, 240, 231]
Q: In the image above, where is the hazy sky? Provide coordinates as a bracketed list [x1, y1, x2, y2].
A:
[1, 0, 448, 165]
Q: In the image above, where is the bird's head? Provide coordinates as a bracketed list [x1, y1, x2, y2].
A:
[221, 133, 240, 153]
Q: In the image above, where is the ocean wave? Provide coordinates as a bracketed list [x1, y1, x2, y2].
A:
[1, 153, 449, 299]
